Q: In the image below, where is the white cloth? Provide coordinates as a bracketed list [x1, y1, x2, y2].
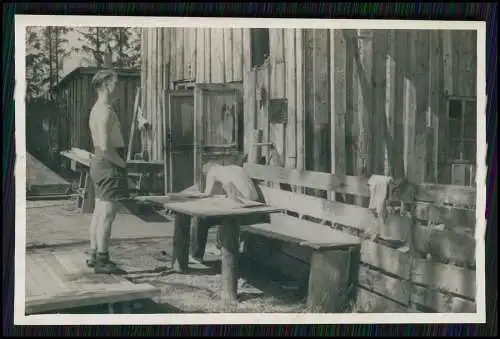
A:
[204, 164, 260, 201]
[368, 175, 393, 219]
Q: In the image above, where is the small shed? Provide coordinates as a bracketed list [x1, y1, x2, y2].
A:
[53, 66, 141, 153]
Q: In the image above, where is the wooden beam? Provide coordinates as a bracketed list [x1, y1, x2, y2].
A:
[330, 29, 347, 201]
[384, 30, 397, 177]
[354, 29, 374, 179]
[312, 29, 331, 179]
[285, 29, 297, 170]
[296, 30, 305, 177]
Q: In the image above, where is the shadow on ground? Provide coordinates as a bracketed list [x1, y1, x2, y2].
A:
[41, 298, 184, 314]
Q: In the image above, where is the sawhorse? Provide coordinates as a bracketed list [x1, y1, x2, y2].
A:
[75, 168, 95, 213]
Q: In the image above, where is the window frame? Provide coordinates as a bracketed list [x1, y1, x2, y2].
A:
[446, 96, 477, 164]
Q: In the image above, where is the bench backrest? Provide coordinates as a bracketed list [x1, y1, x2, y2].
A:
[243, 163, 478, 313]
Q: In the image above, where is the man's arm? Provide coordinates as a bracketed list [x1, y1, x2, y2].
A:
[98, 111, 127, 168]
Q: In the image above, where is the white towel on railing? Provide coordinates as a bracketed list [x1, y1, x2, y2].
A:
[368, 175, 394, 220]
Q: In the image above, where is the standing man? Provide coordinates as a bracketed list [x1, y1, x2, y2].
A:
[86, 69, 129, 274]
[189, 154, 268, 264]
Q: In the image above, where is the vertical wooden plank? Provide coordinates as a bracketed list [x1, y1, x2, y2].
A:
[269, 29, 286, 166]
[355, 29, 373, 182]
[158, 29, 164, 161]
[140, 28, 147, 131]
[242, 28, 254, 156]
[442, 30, 453, 96]
[391, 30, 408, 180]
[184, 28, 196, 80]
[461, 30, 476, 97]
[330, 30, 347, 198]
[312, 29, 331, 184]
[232, 28, 244, 82]
[175, 28, 184, 81]
[169, 28, 176, 86]
[243, 69, 257, 155]
[372, 31, 388, 176]
[414, 30, 431, 184]
[303, 29, 314, 171]
[151, 29, 159, 160]
[429, 30, 442, 184]
[296, 30, 305, 175]
[285, 29, 297, 170]
[224, 28, 233, 83]
[211, 28, 225, 83]
[193, 86, 203, 187]
[403, 31, 417, 182]
[204, 28, 211, 83]
[196, 28, 205, 83]
[384, 30, 397, 177]
[242, 29, 252, 75]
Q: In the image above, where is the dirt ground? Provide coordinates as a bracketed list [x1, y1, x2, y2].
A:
[26, 199, 307, 314]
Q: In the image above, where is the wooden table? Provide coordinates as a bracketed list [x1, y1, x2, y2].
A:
[135, 194, 282, 304]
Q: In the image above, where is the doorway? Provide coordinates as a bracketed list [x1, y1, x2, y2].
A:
[167, 89, 195, 193]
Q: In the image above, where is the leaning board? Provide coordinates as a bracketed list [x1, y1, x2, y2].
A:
[25, 249, 160, 315]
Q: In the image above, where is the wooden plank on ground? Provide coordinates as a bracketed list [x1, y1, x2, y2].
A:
[355, 287, 408, 313]
[358, 265, 410, 306]
[411, 284, 477, 313]
[411, 257, 476, 300]
[25, 250, 159, 315]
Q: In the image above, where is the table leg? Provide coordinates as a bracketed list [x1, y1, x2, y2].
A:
[219, 219, 240, 304]
[172, 213, 190, 273]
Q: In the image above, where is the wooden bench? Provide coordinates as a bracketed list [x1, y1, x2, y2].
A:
[240, 166, 362, 313]
[241, 164, 478, 313]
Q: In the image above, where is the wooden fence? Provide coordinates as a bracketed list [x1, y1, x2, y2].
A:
[244, 164, 477, 313]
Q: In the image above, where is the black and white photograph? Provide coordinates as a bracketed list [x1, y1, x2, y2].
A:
[14, 16, 486, 325]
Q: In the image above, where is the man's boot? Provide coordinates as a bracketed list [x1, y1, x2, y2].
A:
[94, 252, 125, 275]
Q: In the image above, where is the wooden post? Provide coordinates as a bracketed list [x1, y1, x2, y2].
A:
[171, 213, 190, 273]
[219, 219, 240, 304]
[249, 129, 263, 164]
[330, 29, 347, 202]
[354, 29, 373, 206]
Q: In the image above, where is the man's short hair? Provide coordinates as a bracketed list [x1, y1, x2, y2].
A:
[91, 69, 118, 91]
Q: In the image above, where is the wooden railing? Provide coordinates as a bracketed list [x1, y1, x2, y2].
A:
[244, 163, 478, 313]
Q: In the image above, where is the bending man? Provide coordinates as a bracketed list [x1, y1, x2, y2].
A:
[189, 154, 268, 264]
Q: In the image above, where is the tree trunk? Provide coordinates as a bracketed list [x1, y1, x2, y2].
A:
[48, 27, 53, 97]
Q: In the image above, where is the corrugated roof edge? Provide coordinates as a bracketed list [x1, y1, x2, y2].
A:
[53, 66, 140, 91]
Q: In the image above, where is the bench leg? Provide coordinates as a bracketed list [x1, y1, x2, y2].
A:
[171, 213, 190, 273]
[219, 220, 240, 304]
[306, 249, 354, 313]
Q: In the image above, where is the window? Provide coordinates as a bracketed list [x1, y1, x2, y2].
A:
[447, 97, 476, 163]
[250, 29, 270, 68]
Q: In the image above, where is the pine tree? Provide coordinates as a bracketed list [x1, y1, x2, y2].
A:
[25, 27, 49, 99]
[76, 27, 109, 68]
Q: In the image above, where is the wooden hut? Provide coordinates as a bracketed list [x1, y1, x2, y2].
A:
[52, 66, 141, 154]
[141, 28, 477, 192]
